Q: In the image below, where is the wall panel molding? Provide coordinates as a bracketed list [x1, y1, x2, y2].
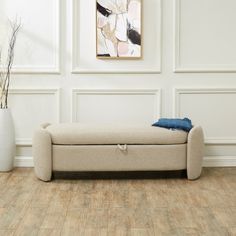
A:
[72, 89, 161, 123]
[3, 0, 61, 74]
[173, 88, 236, 144]
[9, 88, 60, 146]
[72, 0, 162, 74]
[174, 0, 236, 73]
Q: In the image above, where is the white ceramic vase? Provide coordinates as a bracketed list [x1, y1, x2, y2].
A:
[0, 108, 15, 171]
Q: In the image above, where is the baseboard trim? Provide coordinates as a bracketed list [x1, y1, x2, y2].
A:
[203, 156, 236, 167]
[14, 156, 34, 167]
[14, 156, 236, 168]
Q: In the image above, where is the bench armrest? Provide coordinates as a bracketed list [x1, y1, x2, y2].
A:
[187, 126, 204, 180]
[33, 125, 52, 181]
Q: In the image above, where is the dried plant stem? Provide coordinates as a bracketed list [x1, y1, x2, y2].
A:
[0, 20, 21, 109]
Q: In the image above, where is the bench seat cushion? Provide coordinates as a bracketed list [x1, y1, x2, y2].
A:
[46, 123, 188, 145]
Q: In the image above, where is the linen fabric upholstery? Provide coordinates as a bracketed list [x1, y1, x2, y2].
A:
[33, 123, 204, 181]
[33, 125, 52, 182]
[187, 126, 204, 180]
[46, 123, 187, 145]
[52, 144, 187, 171]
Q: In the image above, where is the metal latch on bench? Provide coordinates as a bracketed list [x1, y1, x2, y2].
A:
[117, 144, 128, 152]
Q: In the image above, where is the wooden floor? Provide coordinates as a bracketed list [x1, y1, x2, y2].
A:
[0, 168, 235, 236]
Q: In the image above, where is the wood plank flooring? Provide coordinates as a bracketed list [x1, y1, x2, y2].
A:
[0, 168, 235, 236]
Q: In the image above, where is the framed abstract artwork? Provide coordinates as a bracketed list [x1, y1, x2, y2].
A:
[96, 0, 142, 59]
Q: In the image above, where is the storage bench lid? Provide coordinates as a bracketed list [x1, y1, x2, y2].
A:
[46, 123, 188, 145]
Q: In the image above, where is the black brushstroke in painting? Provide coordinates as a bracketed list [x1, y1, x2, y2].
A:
[128, 29, 141, 46]
[97, 2, 112, 17]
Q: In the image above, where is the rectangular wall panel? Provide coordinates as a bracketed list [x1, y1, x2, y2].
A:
[174, 0, 236, 72]
[174, 88, 236, 144]
[0, 0, 60, 73]
[72, 89, 161, 125]
[72, 0, 161, 74]
[8, 89, 60, 145]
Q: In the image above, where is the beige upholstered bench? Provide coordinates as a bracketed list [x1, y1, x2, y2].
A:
[33, 123, 204, 181]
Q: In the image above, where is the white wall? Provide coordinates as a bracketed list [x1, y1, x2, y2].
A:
[1, 0, 236, 167]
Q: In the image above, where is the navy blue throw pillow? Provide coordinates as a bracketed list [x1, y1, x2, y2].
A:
[152, 118, 193, 132]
